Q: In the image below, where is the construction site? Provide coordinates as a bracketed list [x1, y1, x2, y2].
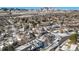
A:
[0, 7, 79, 51]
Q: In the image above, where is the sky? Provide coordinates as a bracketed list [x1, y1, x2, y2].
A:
[0, 0, 79, 10]
[0, 0, 79, 7]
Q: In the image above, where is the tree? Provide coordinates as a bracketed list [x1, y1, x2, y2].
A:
[68, 32, 78, 44]
[2, 45, 15, 51]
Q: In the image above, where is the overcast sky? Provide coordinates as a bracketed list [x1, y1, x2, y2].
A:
[0, 0, 79, 7]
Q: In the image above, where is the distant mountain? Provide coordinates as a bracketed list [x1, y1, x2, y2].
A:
[0, 7, 79, 11]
